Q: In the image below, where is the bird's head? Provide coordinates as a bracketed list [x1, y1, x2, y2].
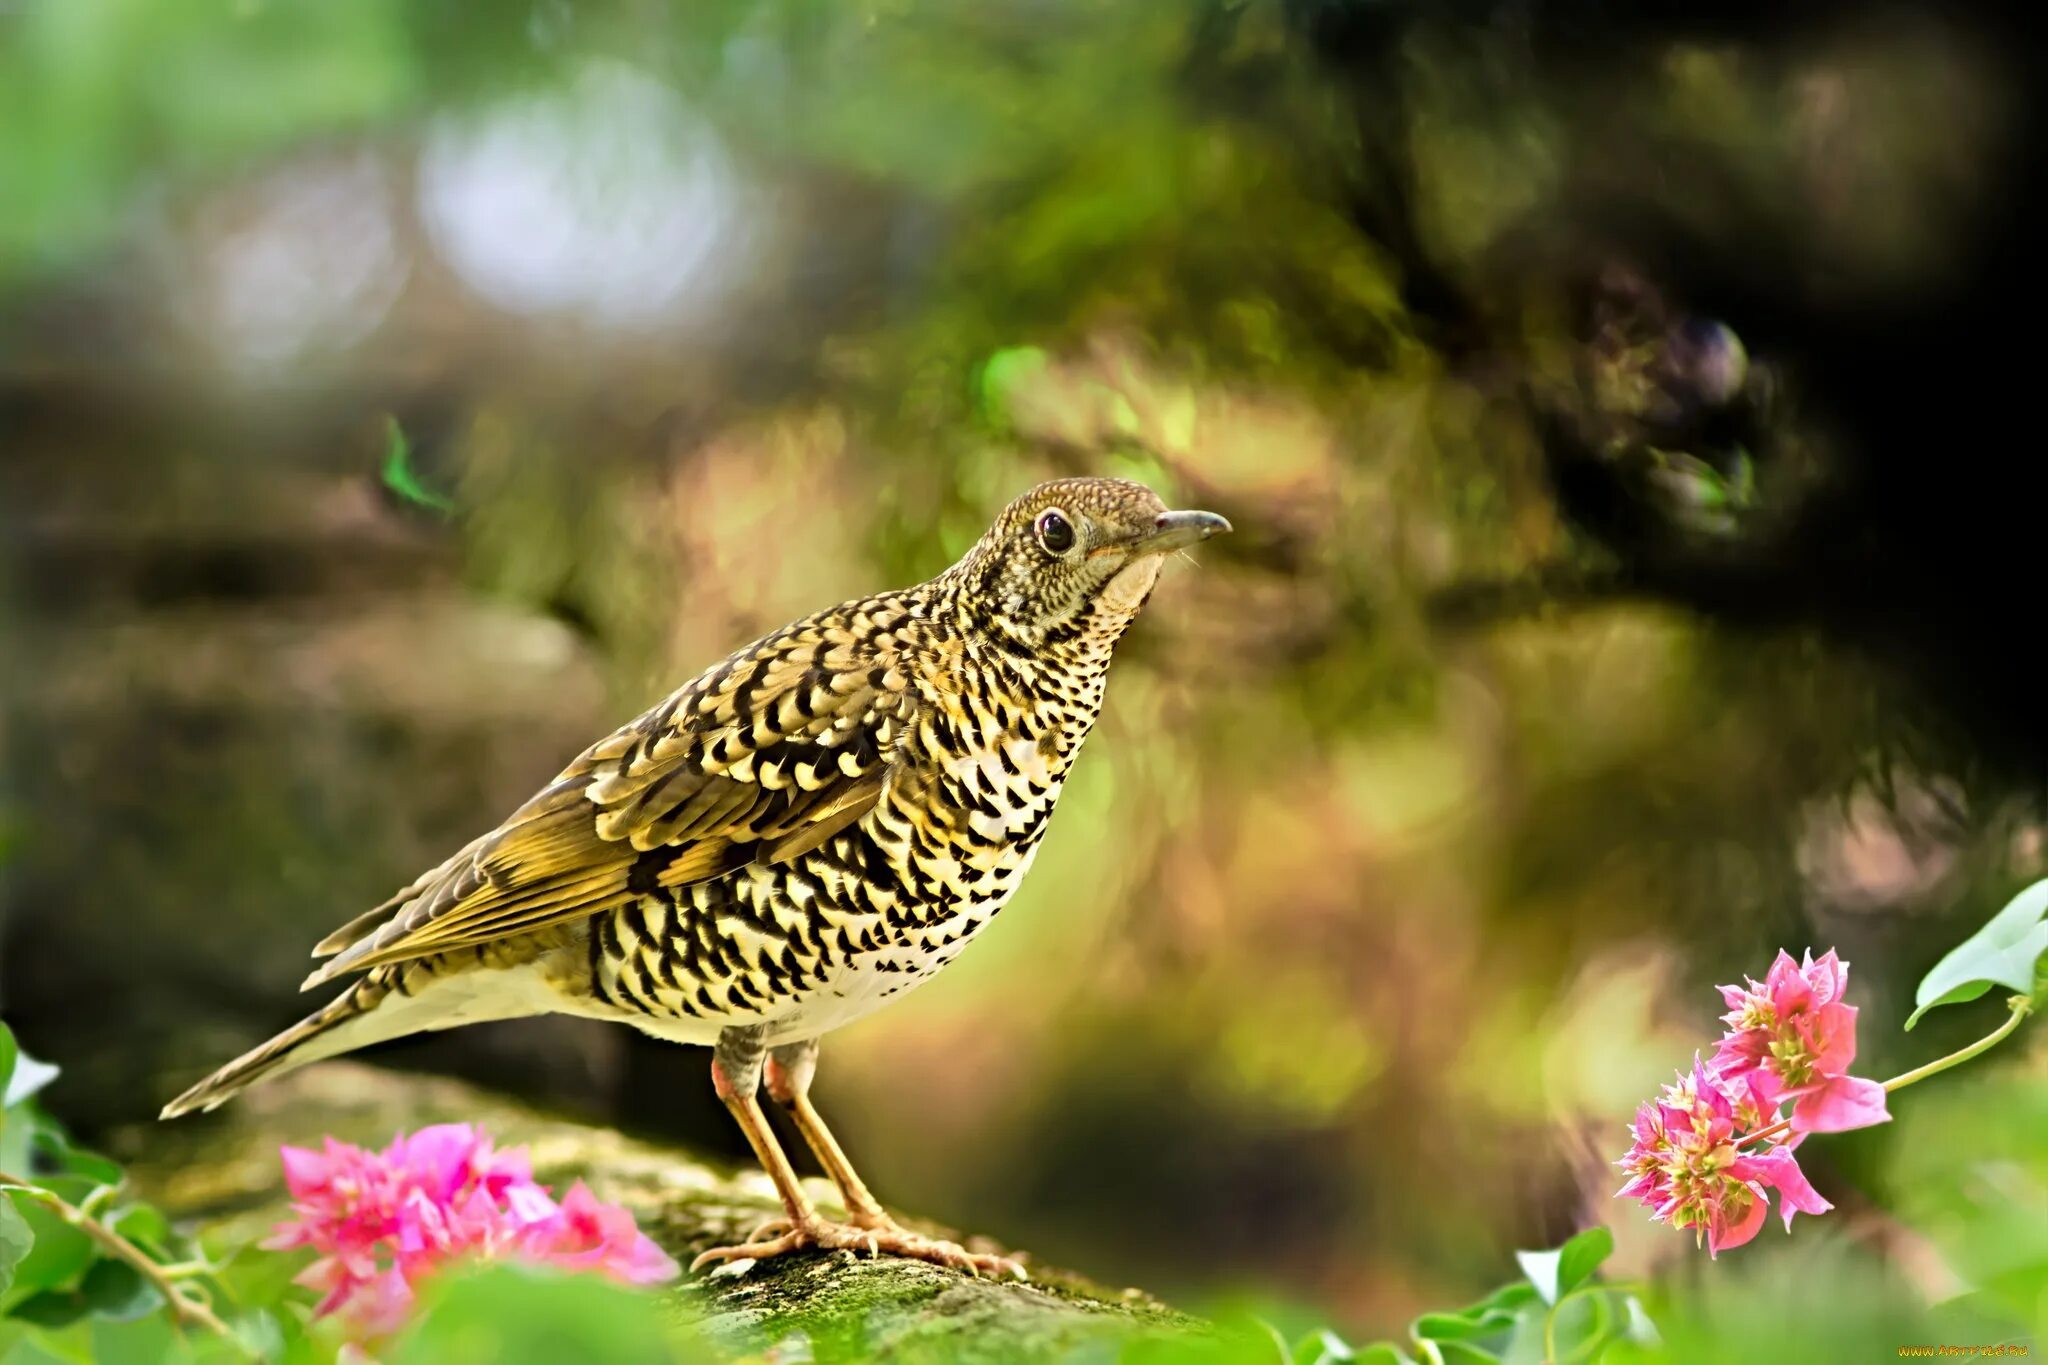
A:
[946, 476, 1231, 650]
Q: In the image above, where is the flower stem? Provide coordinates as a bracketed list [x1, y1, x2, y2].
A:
[0, 1173, 236, 1342]
[1881, 994, 2033, 1094]
[1736, 995, 2033, 1149]
[1736, 1116, 1793, 1149]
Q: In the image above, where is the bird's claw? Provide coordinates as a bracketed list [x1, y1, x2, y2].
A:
[691, 1213, 1027, 1281]
[742, 1214, 794, 1244]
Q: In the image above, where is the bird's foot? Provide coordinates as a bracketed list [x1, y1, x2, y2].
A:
[727, 1207, 881, 1247]
[738, 1213, 796, 1244]
[691, 1211, 1027, 1280]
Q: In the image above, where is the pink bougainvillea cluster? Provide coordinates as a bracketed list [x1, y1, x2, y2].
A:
[264, 1124, 677, 1337]
[1617, 949, 1891, 1255]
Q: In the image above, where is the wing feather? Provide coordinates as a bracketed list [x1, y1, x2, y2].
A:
[302, 606, 915, 986]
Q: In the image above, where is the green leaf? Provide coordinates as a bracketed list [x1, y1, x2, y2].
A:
[0, 1060, 59, 1116]
[76, 1261, 160, 1324]
[1470, 1283, 1540, 1314]
[1411, 1310, 1518, 1342]
[1907, 878, 2048, 1029]
[90, 1315, 190, 1365]
[1514, 1227, 1614, 1306]
[0, 1036, 57, 1112]
[6, 1287, 91, 1330]
[208, 1230, 306, 1314]
[1296, 1327, 1355, 1363]
[380, 418, 456, 517]
[387, 1263, 678, 1365]
[1431, 1343, 1500, 1364]
[1545, 1286, 1618, 1362]
[1446, 1282, 1541, 1329]
[1621, 1295, 1661, 1347]
[225, 1309, 285, 1363]
[32, 1134, 120, 1193]
[0, 1100, 38, 1178]
[0, 1196, 33, 1296]
[7, 1332, 100, 1365]
[1352, 1348, 1414, 1365]
[1, 1199, 94, 1299]
[1500, 1302, 1549, 1365]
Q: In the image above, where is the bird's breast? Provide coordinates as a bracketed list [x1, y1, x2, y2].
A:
[951, 731, 1063, 841]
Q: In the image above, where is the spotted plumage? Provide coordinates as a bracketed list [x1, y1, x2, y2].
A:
[163, 476, 1228, 1276]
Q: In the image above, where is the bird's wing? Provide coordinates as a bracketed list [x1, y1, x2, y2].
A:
[303, 616, 918, 987]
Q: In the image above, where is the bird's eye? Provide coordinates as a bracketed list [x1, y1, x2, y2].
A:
[1034, 508, 1076, 555]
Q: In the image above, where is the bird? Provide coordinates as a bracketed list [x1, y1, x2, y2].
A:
[161, 476, 1230, 1278]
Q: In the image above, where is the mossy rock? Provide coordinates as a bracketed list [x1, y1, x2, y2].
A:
[122, 1065, 1211, 1363]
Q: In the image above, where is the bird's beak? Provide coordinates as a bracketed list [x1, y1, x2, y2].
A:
[1123, 509, 1232, 556]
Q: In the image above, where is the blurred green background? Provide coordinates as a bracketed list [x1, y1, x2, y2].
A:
[2, 0, 2043, 1355]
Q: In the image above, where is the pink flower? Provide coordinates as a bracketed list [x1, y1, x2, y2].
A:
[1713, 949, 1891, 1135]
[1614, 1057, 1833, 1256]
[266, 1124, 677, 1340]
[1614, 945, 1896, 1255]
[1741, 1149, 1833, 1230]
[545, 1182, 683, 1284]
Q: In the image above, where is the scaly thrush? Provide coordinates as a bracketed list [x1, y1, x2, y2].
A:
[162, 476, 1230, 1276]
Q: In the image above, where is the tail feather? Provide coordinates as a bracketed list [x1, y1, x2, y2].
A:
[160, 957, 563, 1120]
[160, 983, 377, 1118]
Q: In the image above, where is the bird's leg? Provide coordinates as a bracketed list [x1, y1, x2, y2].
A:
[690, 1028, 1026, 1279]
[764, 1039, 891, 1229]
[691, 1026, 827, 1268]
[765, 1037, 1027, 1280]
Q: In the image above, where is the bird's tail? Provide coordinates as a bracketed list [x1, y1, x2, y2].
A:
[161, 957, 559, 1119]
[160, 980, 384, 1118]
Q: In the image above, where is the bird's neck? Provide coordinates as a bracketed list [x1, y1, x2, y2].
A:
[917, 563, 1158, 743]
[929, 555, 1160, 664]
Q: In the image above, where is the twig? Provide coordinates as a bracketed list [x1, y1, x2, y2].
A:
[0, 1171, 236, 1341]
